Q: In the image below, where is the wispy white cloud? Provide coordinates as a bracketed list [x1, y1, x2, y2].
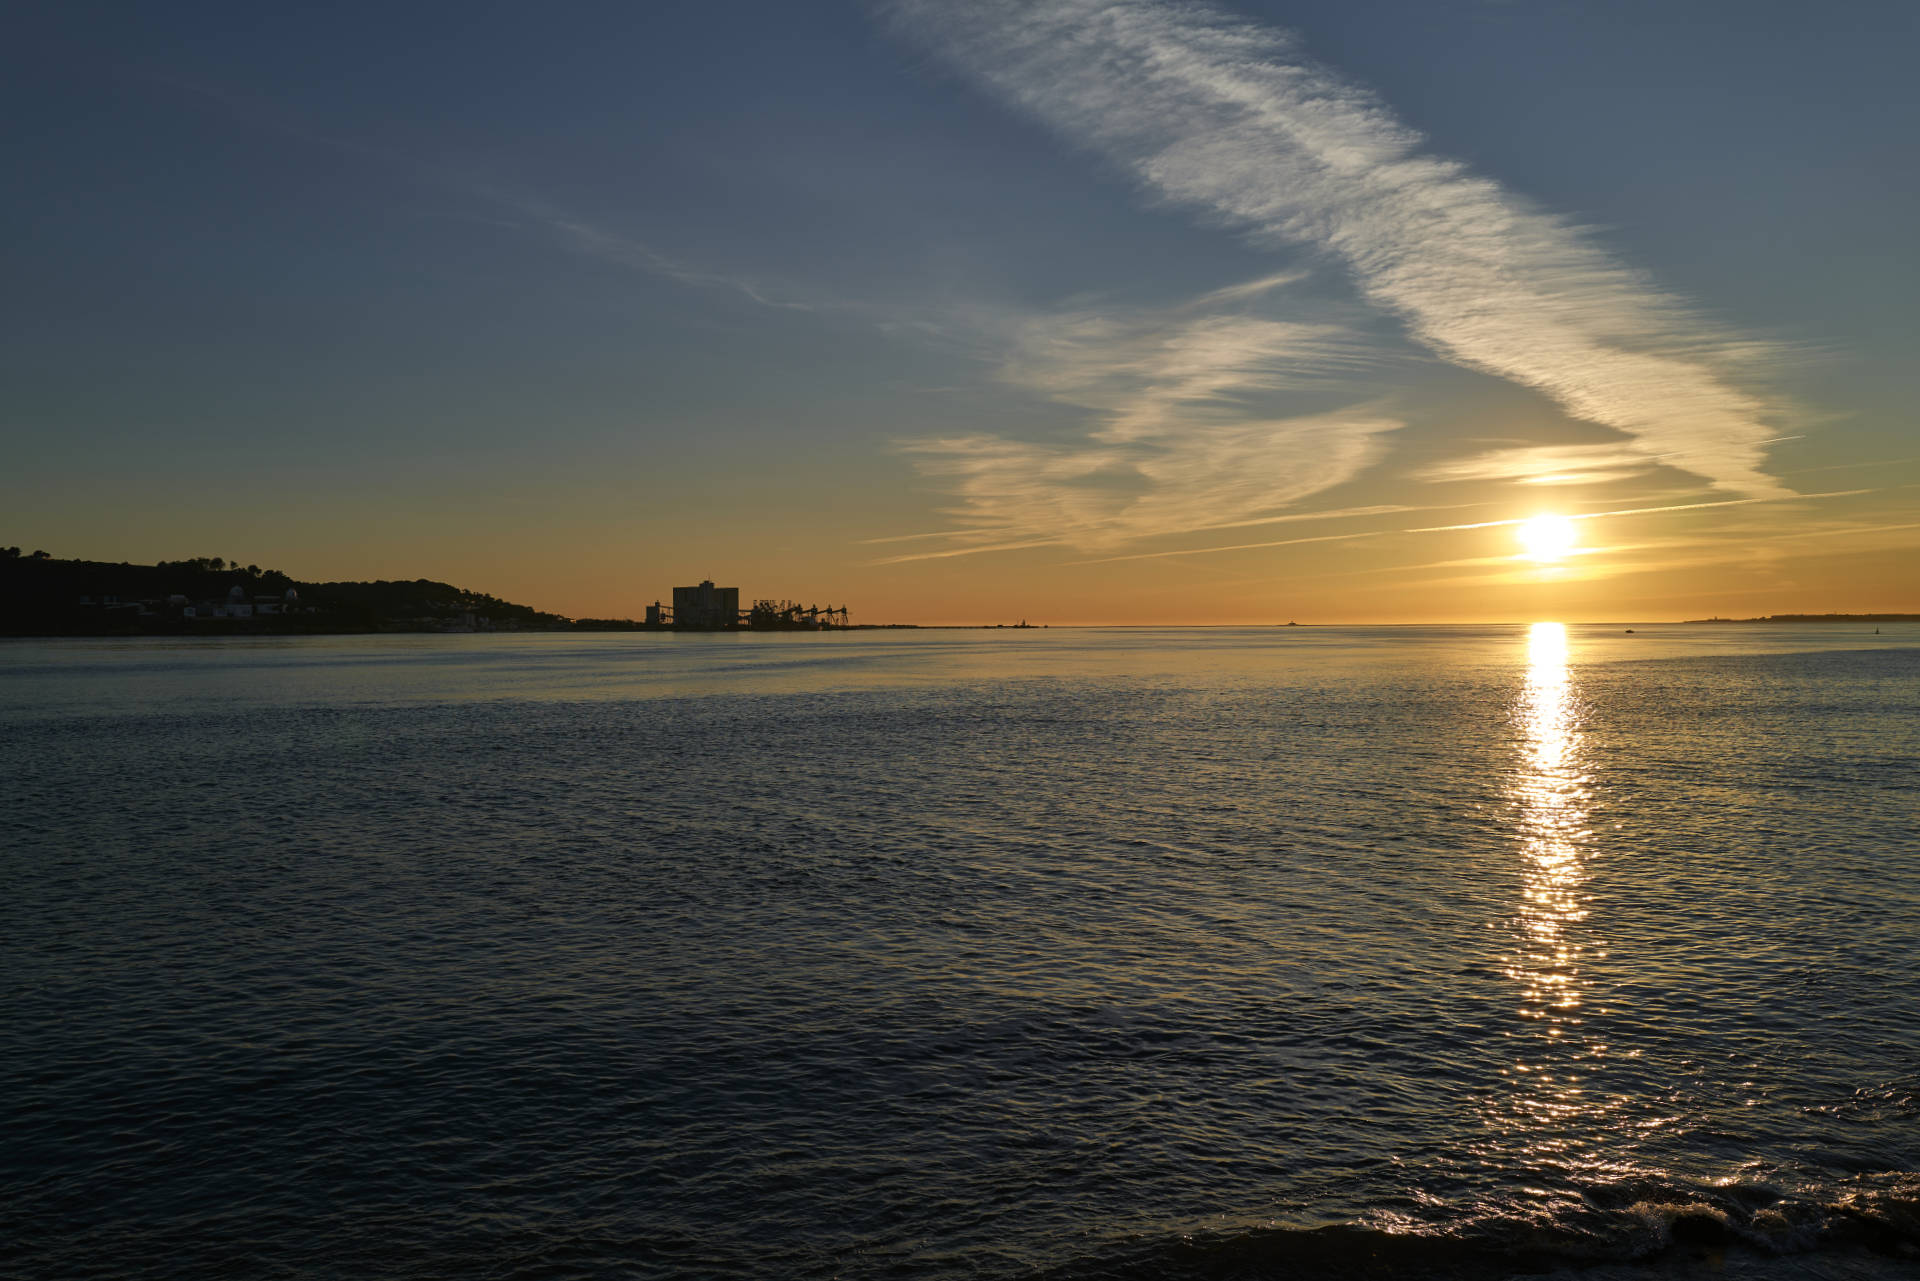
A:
[997, 304, 1374, 427]
[887, 0, 1795, 496]
[881, 272, 1404, 559]
[886, 403, 1400, 561]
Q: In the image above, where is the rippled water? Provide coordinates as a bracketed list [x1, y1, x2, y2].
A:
[3, 625, 1917, 1280]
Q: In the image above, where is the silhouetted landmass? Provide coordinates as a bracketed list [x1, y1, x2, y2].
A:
[1684, 613, 1919, 623]
[306, 577, 565, 631]
[0, 549, 570, 636]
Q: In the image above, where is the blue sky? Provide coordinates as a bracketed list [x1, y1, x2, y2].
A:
[5, 1, 1915, 620]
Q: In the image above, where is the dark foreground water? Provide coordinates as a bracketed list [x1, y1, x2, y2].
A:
[3, 625, 1917, 1281]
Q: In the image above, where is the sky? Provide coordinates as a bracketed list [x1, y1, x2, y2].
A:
[4, 0, 1916, 623]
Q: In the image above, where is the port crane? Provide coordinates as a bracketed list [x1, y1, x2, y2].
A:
[746, 599, 850, 628]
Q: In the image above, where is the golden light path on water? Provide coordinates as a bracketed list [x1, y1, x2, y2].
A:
[1487, 622, 1618, 1181]
[1512, 622, 1587, 1033]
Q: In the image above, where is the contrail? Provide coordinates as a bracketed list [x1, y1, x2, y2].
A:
[1070, 527, 1389, 565]
[1407, 489, 1874, 533]
[856, 529, 1019, 545]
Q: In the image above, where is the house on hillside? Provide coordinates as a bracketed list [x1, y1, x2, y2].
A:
[182, 585, 305, 619]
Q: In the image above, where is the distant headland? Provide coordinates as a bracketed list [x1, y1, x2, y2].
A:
[1682, 613, 1920, 624]
[0, 549, 569, 636]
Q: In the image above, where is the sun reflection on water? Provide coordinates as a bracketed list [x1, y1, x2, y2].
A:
[1493, 622, 1607, 1156]
[1515, 623, 1585, 1013]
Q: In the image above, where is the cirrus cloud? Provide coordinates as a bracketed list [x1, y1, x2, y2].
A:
[885, 279, 1404, 559]
[886, 0, 1794, 498]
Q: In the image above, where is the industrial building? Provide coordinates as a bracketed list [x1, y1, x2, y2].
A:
[644, 581, 849, 629]
[670, 580, 739, 630]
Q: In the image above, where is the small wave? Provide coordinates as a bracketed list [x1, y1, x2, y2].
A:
[1033, 1171, 1920, 1280]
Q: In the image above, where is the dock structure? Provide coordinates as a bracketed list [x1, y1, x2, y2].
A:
[646, 582, 849, 630]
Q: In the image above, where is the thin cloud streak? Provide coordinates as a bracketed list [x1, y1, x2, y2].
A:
[1334, 510, 1920, 594]
[1786, 456, 1920, 476]
[142, 78, 832, 320]
[1070, 527, 1390, 565]
[1069, 487, 1881, 568]
[505, 200, 823, 312]
[889, 0, 1796, 496]
[1394, 521, 1920, 592]
[870, 536, 1072, 565]
[856, 529, 1021, 545]
[1407, 489, 1873, 533]
[871, 494, 1479, 565]
[1180, 500, 1477, 535]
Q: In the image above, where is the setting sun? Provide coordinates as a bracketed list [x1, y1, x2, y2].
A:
[1517, 514, 1579, 562]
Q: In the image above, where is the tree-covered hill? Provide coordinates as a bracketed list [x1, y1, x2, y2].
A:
[0, 549, 569, 635]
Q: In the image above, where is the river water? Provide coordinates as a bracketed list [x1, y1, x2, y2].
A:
[3, 625, 1916, 1279]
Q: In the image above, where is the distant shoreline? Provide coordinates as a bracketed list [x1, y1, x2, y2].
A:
[1680, 614, 1919, 624]
[6, 618, 1917, 641]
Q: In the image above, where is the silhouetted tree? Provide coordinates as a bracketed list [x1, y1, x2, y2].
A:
[29, 549, 50, 559]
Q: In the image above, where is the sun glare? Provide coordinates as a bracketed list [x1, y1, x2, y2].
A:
[1517, 514, 1578, 562]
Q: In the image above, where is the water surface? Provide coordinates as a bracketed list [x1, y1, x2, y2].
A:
[4, 625, 1916, 1279]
